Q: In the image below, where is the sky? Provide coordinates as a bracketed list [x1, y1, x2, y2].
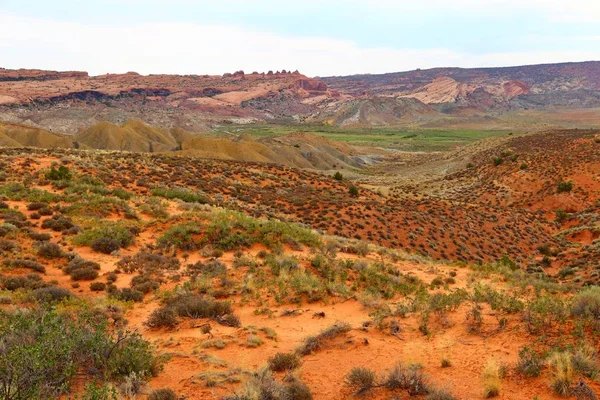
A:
[1, 0, 599, 77]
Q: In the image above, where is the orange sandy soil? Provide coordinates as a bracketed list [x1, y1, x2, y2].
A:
[1, 137, 599, 399]
[1, 195, 594, 399]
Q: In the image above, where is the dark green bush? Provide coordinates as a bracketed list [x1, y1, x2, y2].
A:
[45, 165, 72, 181]
[90, 282, 107, 291]
[91, 237, 121, 254]
[557, 181, 573, 193]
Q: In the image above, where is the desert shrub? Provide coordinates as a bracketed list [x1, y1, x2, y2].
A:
[0, 308, 84, 399]
[517, 346, 544, 377]
[29, 231, 51, 241]
[522, 295, 567, 334]
[219, 314, 241, 327]
[296, 322, 351, 356]
[148, 388, 178, 400]
[1, 273, 47, 291]
[103, 331, 159, 381]
[109, 288, 144, 302]
[548, 352, 574, 397]
[334, 171, 343, 181]
[31, 286, 74, 303]
[572, 287, 600, 319]
[482, 360, 501, 398]
[246, 334, 264, 348]
[131, 274, 160, 294]
[145, 307, 178, 329]
[348, 185, 359, 197]
[80, 381, 118, 400]
[41, 215, 76, 232]
[268, 352, 302, 372]
[165, 294, 238, 326]
[37, 242, 63, 258]
[571, 345, 599, 379]
[383, 363, 429, 395]
[73, 222, 135, 249]
[157, 223, 201, 250]
[38, 207, 53, 216]
[117, 251, 180, 274]
[111, 188, 133, 200]
[27, 202, 48, 211]
[493, 157, 503, 166]
[91, 237, 121, 254]
[0, 223, 17, 237]
[427, 388, 458, 400]
[557, 181, 573, 193]
[65, 258, 100, 281]
[45, 165, 72, 181]
[90, 282, 107, 292]
[3, 258, 46, 273]
[151, 187, 210, 204]
[70, 267, 99, 281]
[226, 368, 312, 400]
[0, 239, 19, 253]
[345, 367, 377, 394]
[188, 258, 227, 277]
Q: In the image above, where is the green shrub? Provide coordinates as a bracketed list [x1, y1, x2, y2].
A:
[73, 222, 135, 249]
[167, 294, 234, 321]
[45, 165, 72, 181]
[572, 287, 600, 319]
[151, 187, 210, 203]
[557, 181, 573, 193]
[157, 223, 201, 250]
[516, 346, 544, 377]
[334, 171, 343, 181]
[349, 185, 359, 197]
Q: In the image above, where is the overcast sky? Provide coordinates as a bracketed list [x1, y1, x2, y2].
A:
[1, 0, 599, 76]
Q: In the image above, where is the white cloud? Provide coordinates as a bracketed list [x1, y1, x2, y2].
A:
[0, 12, 599, 77]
